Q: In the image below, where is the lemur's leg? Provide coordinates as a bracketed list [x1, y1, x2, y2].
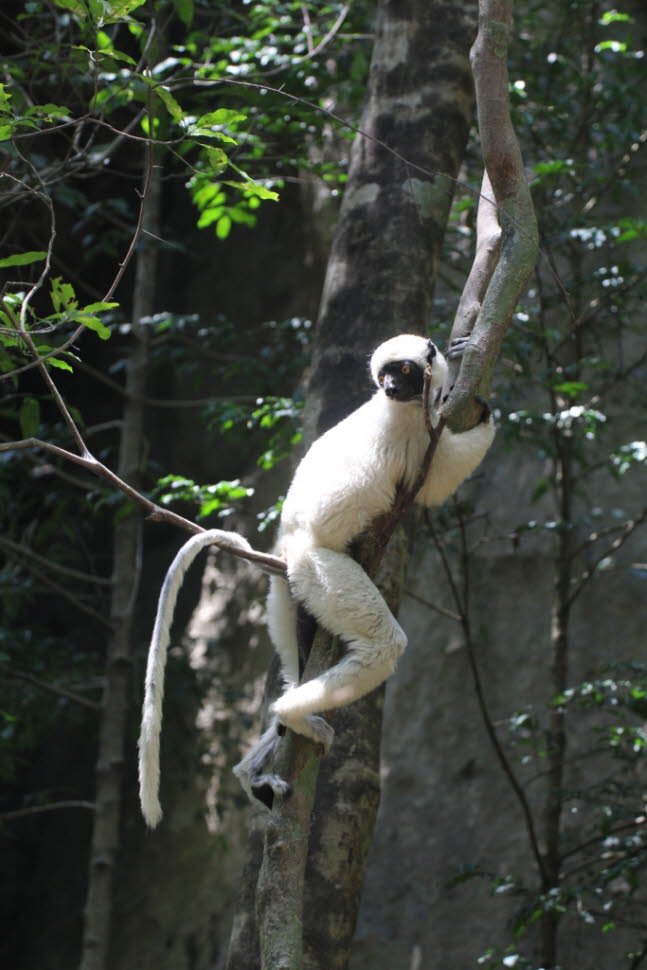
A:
[272, 546, 407, 735]
[233, 575, 327, 808]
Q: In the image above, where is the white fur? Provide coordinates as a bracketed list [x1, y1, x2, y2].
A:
[138, 334, 495, 822]
[138, 529, 251, 827]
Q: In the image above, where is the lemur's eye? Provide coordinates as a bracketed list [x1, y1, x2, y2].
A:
[378, 374, 385, 384]
[401, 364, 411, 375]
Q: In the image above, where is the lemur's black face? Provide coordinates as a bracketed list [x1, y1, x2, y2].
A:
[377, 359, 426, 401]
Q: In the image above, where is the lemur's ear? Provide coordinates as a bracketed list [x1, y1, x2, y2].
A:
[426, 340, 437, 363]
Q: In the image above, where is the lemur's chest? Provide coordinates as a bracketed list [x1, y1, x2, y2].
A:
[373, 415, 429, 487]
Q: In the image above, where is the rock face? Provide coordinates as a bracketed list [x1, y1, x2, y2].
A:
[350, 440, 647, 968]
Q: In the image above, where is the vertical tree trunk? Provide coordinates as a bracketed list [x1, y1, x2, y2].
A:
[305, 0, 478, 438]
[79, 157, 161, 970]
[228, 3, 478, 968]
[302, 5, 477, 967]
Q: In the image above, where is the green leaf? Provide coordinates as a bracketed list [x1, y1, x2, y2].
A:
[533, 160, 570, 176]
[594, 39, 628, 53]
[77, 315, 111, 340]
[0, 251, 47, 268]
[599, 10, 632, 24]
[154, 85, 184, 124]
[74, 43, 136, 66]
[200, 130, 237, 145]
[216, 215, 232, 239]
[553, 381, 588, 399]
[19, 397, 40, 438]
[99, 0, 147, 25]
[47, 357, 74, 372]
[196, 109, 247, 128]
[206, 147, 229, 175]
[53, 0, 90, 19]
[82, 301, 119, 313]
[26, 103, 70, 120]
[50, 277, 77, 313]
[531, 477, 549, 502]
[224, 179, 279, 202]
[198, 498, 224, 518]
[0, 83, 11, 114]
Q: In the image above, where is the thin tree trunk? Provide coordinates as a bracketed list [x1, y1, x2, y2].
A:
[79, 153, 161, 970]
[539, 428, 574, 967]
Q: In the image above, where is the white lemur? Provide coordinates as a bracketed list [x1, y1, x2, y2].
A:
[139, 333, 494, 826]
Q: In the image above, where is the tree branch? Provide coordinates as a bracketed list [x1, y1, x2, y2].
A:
[0, 662, 101, 711]
[0, 801, 96, 820]
[442, 0, 539, 433]
[0, 438, 287, 576]
[0, 536, 112, 587]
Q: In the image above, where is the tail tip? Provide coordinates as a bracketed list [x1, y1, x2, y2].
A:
[141, 799, 163, 829]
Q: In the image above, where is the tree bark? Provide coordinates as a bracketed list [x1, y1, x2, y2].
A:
[443, 0, 539, 433]
[78, 154, 161, 970]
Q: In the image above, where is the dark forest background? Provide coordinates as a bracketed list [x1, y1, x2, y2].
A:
[1, 1, 646, 968]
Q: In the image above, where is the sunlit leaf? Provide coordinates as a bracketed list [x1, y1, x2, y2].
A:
[50, 278, 77, 312]
[77, 315, 111, 340]
[216, 214, 232, 239]
[0, 251, 47, 268]
[154, 85, 184, 124]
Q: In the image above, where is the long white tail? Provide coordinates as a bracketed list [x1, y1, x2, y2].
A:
[138, 529, 251, 827]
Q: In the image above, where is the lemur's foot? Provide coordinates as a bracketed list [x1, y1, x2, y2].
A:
[250, 772, 292, 811]
[272, 703, 335, 754]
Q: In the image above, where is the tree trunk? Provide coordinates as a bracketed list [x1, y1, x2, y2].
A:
[228, 3, 478, 968]
[79, 156, 161, 970]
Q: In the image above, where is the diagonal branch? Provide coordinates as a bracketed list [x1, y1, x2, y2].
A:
[0, 437, 287, 576]
[0, 662, 101, 711]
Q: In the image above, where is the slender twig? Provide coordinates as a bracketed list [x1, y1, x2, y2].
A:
[6, 300, 88, 455]
[428, 509, 548, 885]
[403, 589, 461, 623]
[0, 662, 101, 711]
[0, 122, 156, 383]
[566, 506, 647, 609]
[0, 537, 112, 586]
[8, 553, 112, 627]
[0, 437, 286, 575]
[260, 3, 349, 75]
[0, 800, 96, 820]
